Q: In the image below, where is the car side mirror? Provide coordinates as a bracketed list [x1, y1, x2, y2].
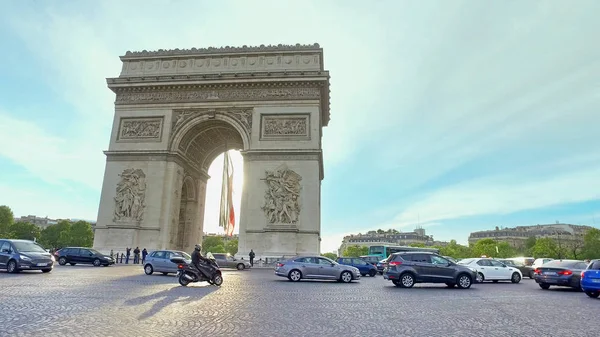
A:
[1, 249, 8, 253]
[331, 263, 335, 267]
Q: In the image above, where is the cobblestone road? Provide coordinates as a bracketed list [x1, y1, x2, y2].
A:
[0, 265, 597, 337]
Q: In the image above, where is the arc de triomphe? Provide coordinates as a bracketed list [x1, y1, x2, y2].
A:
[92, 44, 330, 258]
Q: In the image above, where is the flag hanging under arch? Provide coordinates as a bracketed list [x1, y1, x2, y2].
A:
[219, 151, 235, 236]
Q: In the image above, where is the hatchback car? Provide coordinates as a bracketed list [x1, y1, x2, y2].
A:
[0, 239, 55, 273]
[275, 255, 361, 283]
[211, 253, 251, 270]
[458, 258, 523, 283]
[55, 247, 115, 267]
[581, 259, 600, 298]
[337, 257, 377, 277]
[144, 250, 191, 275]
[534, 259, 588, 290]
[383, 252, 477, 289]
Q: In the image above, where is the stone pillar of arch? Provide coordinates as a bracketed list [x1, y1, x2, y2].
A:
[92, 44, 330, 259]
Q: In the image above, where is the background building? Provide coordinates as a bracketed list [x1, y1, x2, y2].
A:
[468, 223, 593, 249]
[13, 215, 57, 229]
[338, 227, 442, 255]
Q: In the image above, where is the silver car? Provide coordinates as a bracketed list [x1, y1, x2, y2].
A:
[144, 250, 191, 275]
[211, 253, 251, 270]
[274, 255, 361, 283]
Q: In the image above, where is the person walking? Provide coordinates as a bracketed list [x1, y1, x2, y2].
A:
[141, 248, 148, 264]
[125, 247, 131, 264]
[133, 247, 140, 264]
[249, 249, 255, 267]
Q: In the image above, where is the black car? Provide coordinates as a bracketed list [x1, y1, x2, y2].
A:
[0, 239, 55, 273]
[533, 259, 589, 290]
[383, 251, 478, 289]
[498, 259, 535, 279]
[55, 247, 115, 267]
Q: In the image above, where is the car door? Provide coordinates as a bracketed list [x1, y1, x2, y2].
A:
[316, 257, 338, 279]
[409, 254, 435, 281]
[295, 257, 319, 277]
[475, 259, 494, 279]
[212, 254, 228, 268]
[430, 255, 455, 282]
[152, 251, 167, 271]
[79, 249, 94, 264]
[352, 258, 370, 274]
[0, 241, 10, 268]
[68, 248, 81, 263]
[489, 260, 510, 279]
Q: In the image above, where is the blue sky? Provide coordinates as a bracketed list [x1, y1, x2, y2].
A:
[0, 1, 599, 253]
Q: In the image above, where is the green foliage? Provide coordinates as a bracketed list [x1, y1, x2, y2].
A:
[0, 205, 14, 237]
[38, 219, 94, 248]
[224, 238, 238, 256]
[323, 252, 337, 260]
[342, 245, 368, 257]
[582, 228, 600, 260]
[409, 242, 426, 248]
[472, 239, 515, 258]
[202, 236, 224, 254]
[437, 240, 472, 259]
[69, 221, 94, 247]
[531, 238, 562, 259]
[10, 222, 41, 241]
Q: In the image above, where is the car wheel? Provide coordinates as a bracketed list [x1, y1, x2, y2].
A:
[93, 259, 102, 267]
[400, 273, 415, 288]
[511, 272, 521, 284]
[539, 283, 550, 290]
[237, 263, 245, 270]
[41, 269, 52, 273]
[58, 257, 67, 266]
[369, 270, 377, 277]
[456, 274, 472, 289]
[340, 271, 353, 283]
[445, 282, 456, 288]
[585, 291, 600, 298]
[288, 269, 302, 282]
[144, 264, 153, 275]
[476, 272, 485, 283]
[7, 260, 18, 273]
[529, 270, 535, 279]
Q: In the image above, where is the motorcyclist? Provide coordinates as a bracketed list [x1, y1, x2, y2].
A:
[191, 244, 212, 278]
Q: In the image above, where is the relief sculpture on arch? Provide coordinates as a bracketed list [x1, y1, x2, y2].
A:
[113, 168, 147, 223]
[262, 165, 302, 224]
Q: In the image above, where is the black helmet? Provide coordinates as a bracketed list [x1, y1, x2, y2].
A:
[194, 244, 202, 251]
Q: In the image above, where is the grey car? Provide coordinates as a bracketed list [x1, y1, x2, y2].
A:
[211, 253, 251, 270]
[144, 250, 191, 275]
[274, 255, 361, 283]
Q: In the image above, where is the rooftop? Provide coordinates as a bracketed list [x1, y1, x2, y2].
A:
[122, 43, 322, 58]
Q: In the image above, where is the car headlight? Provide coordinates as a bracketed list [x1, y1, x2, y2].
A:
[50, 255, 56, 261]
[20, 255, 32, 261]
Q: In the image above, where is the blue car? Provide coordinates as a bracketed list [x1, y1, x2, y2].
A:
[581, 259, 600, 298]
[337, 257, 378, 277]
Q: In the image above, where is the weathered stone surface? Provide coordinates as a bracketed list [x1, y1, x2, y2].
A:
[0, 267, 595, 337]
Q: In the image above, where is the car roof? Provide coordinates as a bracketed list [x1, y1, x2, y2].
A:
[392, 251, 436, 255]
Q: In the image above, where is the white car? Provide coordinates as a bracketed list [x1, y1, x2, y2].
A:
[458, 258, 522, 283]
[531, 258, 554, 270]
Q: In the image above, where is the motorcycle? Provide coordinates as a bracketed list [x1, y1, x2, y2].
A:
[170, 252, 223, 287]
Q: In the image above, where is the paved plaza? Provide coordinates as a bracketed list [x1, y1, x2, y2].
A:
[0, 265, 597, 337]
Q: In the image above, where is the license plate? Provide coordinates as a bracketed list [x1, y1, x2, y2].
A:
[36, 263, 48, 267]
[592, 279, 600, 283]
[543, 272, 556, 276]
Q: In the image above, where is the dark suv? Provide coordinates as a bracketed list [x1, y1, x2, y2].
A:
[383, 251, 477, 289]
[0, 239, 55, 273]
[55, 247, 115, 267]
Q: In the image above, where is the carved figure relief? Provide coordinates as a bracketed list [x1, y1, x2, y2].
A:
[261, 165, 302, 224]
[118, 118, 163, 140]
[261, 114, 309, 139]
[113, 169, 147, 222]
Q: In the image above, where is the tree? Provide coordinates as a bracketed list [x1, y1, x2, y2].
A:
[202, 236, 224, 254]
[472, 239, 515, 258]
[342, 245, 368, 257]
[10, 222, 41, 241]
[0, 205, 14, 238]
[524, 237, 537, 255]
[224, 238, 238, 256]
[438, 240, 472, 258]
[323, 252, 337, 260]
[409, 242, 426, 248]
[69, 221, 94, 247]
[40, 220, 72, 248]
[531, 238, 561, 259]
[582, 228, 600, 260]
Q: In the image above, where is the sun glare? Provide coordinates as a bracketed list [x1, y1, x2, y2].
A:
[203, 150, 244, 235]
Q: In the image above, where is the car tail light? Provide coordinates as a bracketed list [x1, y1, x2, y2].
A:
[557, 270, 573, 276]
[388, 261, 402, 266]
[581, 271, 585, 278]
[178, 264, 184, 269]
[534, 268, 542, 274]
[276, 263, 285, 267]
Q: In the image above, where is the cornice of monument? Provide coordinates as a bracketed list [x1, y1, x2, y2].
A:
[121, 43, 322, 59]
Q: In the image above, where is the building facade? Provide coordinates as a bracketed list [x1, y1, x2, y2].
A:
[13, 215, 57, 229]
[338, 228, 436, 256]
[468, 223, 593, 249]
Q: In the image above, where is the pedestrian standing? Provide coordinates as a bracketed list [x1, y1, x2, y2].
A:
[125, 247, 131, 264]
[249, 249, 255, 267]
[133, 247, 140, 264]
[142, 248, 148, 264]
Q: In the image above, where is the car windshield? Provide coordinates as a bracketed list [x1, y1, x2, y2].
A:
[12, 241, 47, 253]
[88, 249, 102, 255]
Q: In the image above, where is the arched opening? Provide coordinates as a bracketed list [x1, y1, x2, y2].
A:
[171, 117, 247, 253]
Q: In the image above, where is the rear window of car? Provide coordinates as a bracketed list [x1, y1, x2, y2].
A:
[543, 260, 579, 268]
[589, 261, 600, 270]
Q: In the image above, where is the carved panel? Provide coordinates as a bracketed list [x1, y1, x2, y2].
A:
[115, 87, 320, 105]
[260, 114, 310, 140]
[243, 152, 320, 162]
[117, 117, 164, 142]
[261, 165, 302, 224]
[172, 108, 252, 135]
[113, 169, 147, 223]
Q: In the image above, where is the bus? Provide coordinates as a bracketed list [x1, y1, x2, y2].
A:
[368, 245, 440, 260]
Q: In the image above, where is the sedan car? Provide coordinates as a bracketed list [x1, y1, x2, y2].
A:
[497, 259, 535, 279]
[55, 247, 115, 267]
[534, 259, 589, 290]
[458, 258, 522, 283]
[0, 239, 55, 273]
[376, 259, 388, 274]
[581, 259, 600, 298]
[275, 255, 361, 283]
[211, 253, 251, 270]
[337, 257, 378, 277]
[144, 250, 191, 275]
